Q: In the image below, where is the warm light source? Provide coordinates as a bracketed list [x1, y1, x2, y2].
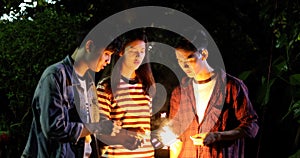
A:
[159, 126, 178, 146]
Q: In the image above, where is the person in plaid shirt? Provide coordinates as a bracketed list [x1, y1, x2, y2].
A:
[168, 36, 259, 158]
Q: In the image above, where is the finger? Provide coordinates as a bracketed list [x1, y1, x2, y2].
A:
[131, 139, 141, 150]
[199, 132, 208, 138]
[112, 127, 120, 134]
[125, 143, 138, 150]
[114, 120, 122, 126]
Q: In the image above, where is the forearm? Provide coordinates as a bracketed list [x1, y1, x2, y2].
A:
[215, 128, 244, 141]
[99, 135, 122, 145]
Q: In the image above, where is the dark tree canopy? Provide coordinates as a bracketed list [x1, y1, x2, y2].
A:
[0, 0, 299, 157]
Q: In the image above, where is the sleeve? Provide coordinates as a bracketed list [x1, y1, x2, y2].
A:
[96, 82, 113, 120]
[169, 86, 182, 138]
[232, 80, 259, 138]
[39, 73, 83, 143]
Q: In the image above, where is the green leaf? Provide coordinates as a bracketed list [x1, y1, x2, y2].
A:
[289, 74, 300, 86]
[289, 149, 300, 158]
[238, 70, 252, 80]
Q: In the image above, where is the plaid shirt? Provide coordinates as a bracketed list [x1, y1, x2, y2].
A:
[169, 68, 259, 158]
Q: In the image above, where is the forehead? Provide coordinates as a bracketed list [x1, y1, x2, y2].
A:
[175, 48, 196, 59]
[103, 49, 114, 55]
[125, 40, 145, 49]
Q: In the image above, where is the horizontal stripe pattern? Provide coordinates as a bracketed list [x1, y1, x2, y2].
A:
[97, 79, 154, 157]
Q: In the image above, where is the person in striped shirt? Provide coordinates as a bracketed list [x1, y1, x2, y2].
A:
[96, 29, 156, 158]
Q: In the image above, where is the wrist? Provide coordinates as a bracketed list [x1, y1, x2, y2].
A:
[214, 132, 221, 141]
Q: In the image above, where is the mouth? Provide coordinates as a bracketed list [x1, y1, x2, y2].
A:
[185, 70, 192, 74]
[100, 63, 107, 69]
[134, 60, 141, 65]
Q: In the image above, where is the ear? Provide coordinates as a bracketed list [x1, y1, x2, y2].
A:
[85, 40, 95, 53]
[119, 51, 124, 57]
[201, 49, 208, 60]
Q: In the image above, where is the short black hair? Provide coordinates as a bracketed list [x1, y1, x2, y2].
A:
[174, 29, 208, 52]
[75, 27, 122, 55]
[174, 37, 197, 52]
[105, 37, 122, 53]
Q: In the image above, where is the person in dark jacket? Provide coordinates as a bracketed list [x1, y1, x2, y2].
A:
[168, 36, 259, 158]
[21, 28, 120, 158]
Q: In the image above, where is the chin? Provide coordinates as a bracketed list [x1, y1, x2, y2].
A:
[91, 67, 101, 72]
[187, 74, 195, 78]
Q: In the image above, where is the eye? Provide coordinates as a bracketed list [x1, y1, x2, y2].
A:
[187, 58, 196, 62]
[177, 59, 185, 63]
[128, 50, 138, 54]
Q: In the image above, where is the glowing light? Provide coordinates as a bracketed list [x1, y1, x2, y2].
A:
[160, 112, 167, 118]
[159, 126, 178, 146]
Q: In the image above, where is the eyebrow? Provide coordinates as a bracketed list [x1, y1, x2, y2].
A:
[187, 54, 196, 59]
[107, 51, 113, 55]
[177, 53, 196, 60]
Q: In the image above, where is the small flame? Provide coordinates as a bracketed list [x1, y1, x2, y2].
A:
[160, 112, 167, 118]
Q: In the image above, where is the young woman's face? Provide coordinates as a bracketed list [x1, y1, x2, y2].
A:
[121, 40, 146, 71]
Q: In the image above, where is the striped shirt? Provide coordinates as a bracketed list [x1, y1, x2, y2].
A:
[97, 77, 154, 158]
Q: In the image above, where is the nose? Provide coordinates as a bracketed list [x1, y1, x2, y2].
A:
[184, 62, 189, 68]
[106, 56, 111, 64]
[136, 53, 140, 57]
[136, 52, 144, 58]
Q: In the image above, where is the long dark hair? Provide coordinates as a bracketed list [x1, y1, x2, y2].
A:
[111, 28, 156, 97]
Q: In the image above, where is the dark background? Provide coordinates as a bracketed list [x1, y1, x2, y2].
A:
[0, 0, 299, 157]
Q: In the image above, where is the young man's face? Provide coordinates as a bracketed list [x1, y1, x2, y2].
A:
[88, 48, 113, 72]
[175, 48, 202, 78]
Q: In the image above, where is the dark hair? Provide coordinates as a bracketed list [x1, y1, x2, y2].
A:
[174, 28, 208, 52]
[105, 37, 122, 53]
[174, 37, 198, 52]
[78, 26, 121, 54]
[111, 28, 156, 97]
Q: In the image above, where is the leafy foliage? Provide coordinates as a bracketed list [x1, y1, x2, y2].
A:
[0, 8, 86, 156]
[0, 0, 299, 157]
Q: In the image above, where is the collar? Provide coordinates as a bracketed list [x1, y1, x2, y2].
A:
[193, 72, 217, 84]
[63, 55, 95, 87]
[121, 75, 139, 84]
[181, 68, 226, 88]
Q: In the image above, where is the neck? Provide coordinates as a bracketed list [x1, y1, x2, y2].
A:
[121, 70, 136, 79]
[194, 66, 214, 82]
[72, 48, 89, 77]
[74, 62, 88, 77]
[121, 64, 136, 79]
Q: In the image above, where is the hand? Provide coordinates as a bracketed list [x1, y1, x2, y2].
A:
[124, 127, 148, 147]
[117, 128, 142, 150]
[190, 133, 206, 146]
[125, 127, 146, 135]
[111, 120, 122, 136]
[190, 132, 220, 146]
[202, 132, 221, 145]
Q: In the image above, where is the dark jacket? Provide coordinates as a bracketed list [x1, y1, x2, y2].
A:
[169, 68, 259, 158]
[22, 56, 100, 158]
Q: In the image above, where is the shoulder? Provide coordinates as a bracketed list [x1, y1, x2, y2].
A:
[215, 67, 246, 89]
[39, 60, 67, 83]
[224, 73, 249, 96]
[226, 73, 246, 87]
[97, 76, 112, 94]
